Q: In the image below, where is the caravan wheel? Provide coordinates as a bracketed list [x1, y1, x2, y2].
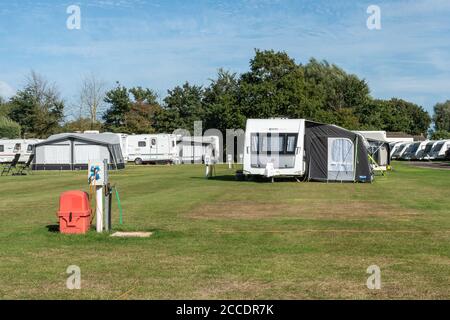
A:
[134, 158, 143, 165]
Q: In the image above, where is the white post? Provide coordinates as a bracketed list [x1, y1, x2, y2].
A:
[228, 154, 232, 169]
[96, 186, 103, 233]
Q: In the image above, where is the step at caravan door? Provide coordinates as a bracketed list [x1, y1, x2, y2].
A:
[327, 137, 355, 181]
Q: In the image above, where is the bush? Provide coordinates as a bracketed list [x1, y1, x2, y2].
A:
[0, 116, 21, 138]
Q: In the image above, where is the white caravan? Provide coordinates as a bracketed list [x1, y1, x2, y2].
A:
[401, 141, 429, 160]
[176, 136, 220, 164]
[429, 140, 450, 160]
[391, 142, 412, 159]
[416, 141, 438, 160]
[0, 139, 42, 163]
[243, 119, 305, 177]
[389, 142, 405, 158]
[127, 134, 177, 165]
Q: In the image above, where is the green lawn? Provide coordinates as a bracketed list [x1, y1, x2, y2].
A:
[0, 162, 449, 299]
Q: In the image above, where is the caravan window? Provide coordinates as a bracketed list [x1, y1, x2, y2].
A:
[328, 138, 354, 172]
[260, 135, 283, 153]
[432, 142, 444, 152]
[13, 143, 21, 153]
[138, 141, 146, 147]
[251, 133, 298, 154]
[27, 145, 34, 152]
[151, 138, 156, 146]
[286, 135, 297, 153]
[0, 145, 3, 152]
[251, 134, 259, 152]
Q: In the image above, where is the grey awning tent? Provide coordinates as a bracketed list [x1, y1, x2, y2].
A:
[366, 138, 391, 167]
[33, 133, 125, 170]
[304, 121, 373, 182]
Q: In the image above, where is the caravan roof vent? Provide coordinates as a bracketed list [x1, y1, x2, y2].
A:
[84, 130, 100, 134]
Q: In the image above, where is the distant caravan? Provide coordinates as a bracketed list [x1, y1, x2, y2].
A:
[242, 119, 372, 183]
[0, 139, 43, 163]
[429, 140, 450, 160]
[127, 134, 178, 165]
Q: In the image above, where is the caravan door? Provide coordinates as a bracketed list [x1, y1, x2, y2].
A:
[327, 137, 355, 181]
[149, 136, 158, 158]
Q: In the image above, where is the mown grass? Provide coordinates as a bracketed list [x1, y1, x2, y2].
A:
[0, 162, 449, 299]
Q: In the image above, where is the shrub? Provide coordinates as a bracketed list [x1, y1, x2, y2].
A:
[0, 116, 21, 138]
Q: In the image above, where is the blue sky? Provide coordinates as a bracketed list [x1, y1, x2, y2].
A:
[1, 0, 450, 117]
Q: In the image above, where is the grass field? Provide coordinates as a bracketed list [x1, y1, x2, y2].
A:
[0, 162, 449, 299]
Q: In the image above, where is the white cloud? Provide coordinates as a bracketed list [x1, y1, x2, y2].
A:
[0, 81, 15, 99]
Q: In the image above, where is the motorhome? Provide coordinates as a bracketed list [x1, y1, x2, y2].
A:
[176, 136, 220, 164]
[243, 119, 372, 182]
[127, 134, 177, 165]
[391, 142, 412, 160]
[429, 140, 450, 160]
[0, 139, 42, 163]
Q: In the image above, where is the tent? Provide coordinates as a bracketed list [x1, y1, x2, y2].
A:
[33, 133, 125, 170]
[304, 121, 372, 182]
[354, 131, 391, 171]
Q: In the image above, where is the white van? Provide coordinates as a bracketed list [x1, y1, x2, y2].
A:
[127, 134, 177, 165]
[0, 139, 42, 163]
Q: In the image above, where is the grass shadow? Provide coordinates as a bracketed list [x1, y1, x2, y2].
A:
[46, 224, 59, 233]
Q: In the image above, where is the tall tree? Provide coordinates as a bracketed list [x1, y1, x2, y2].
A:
[156, 82, 204, 133]
[103, 83, 131, 131]
[78, 73, 106, 129]
[103, 84, 161, 133]
[9, 71, 64, 138]
[203, 69, 245, 132]
[125, 87, 161, 134]
[432, 100, 450, 132]
[238, 49, 317, 120]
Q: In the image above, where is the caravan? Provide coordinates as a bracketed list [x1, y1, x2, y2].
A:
[0, 139, 42, 163]
[127, 134, 177, 165]
[401, 141, 429, 160]
[243, 119, 372, 182]
[391, 142, 412, 160]
[176, 136, 220, 164]
[428, 140, 450, 160]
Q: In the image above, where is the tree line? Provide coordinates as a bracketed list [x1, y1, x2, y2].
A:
[1, 50, 449, 140]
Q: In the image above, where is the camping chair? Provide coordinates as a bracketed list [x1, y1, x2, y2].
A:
[14, 154, 35, 176]
[1, 154, 21, 176]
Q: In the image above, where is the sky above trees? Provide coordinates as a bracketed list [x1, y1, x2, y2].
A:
[1, 0, 450, 115]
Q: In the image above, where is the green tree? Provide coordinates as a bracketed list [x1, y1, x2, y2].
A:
[203, 69, 245, 132]
[430, 129, 450, 140]
[155, 82, 204, 133]
[125, 87, 161, 134]
[103, 83, 131, 131]
[432, 100, 450, 131]
[8, 71, 64, 138]
[103, 84, 161, 133]
[0, 116, 21, 138]
[238, 49, 318, 120]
